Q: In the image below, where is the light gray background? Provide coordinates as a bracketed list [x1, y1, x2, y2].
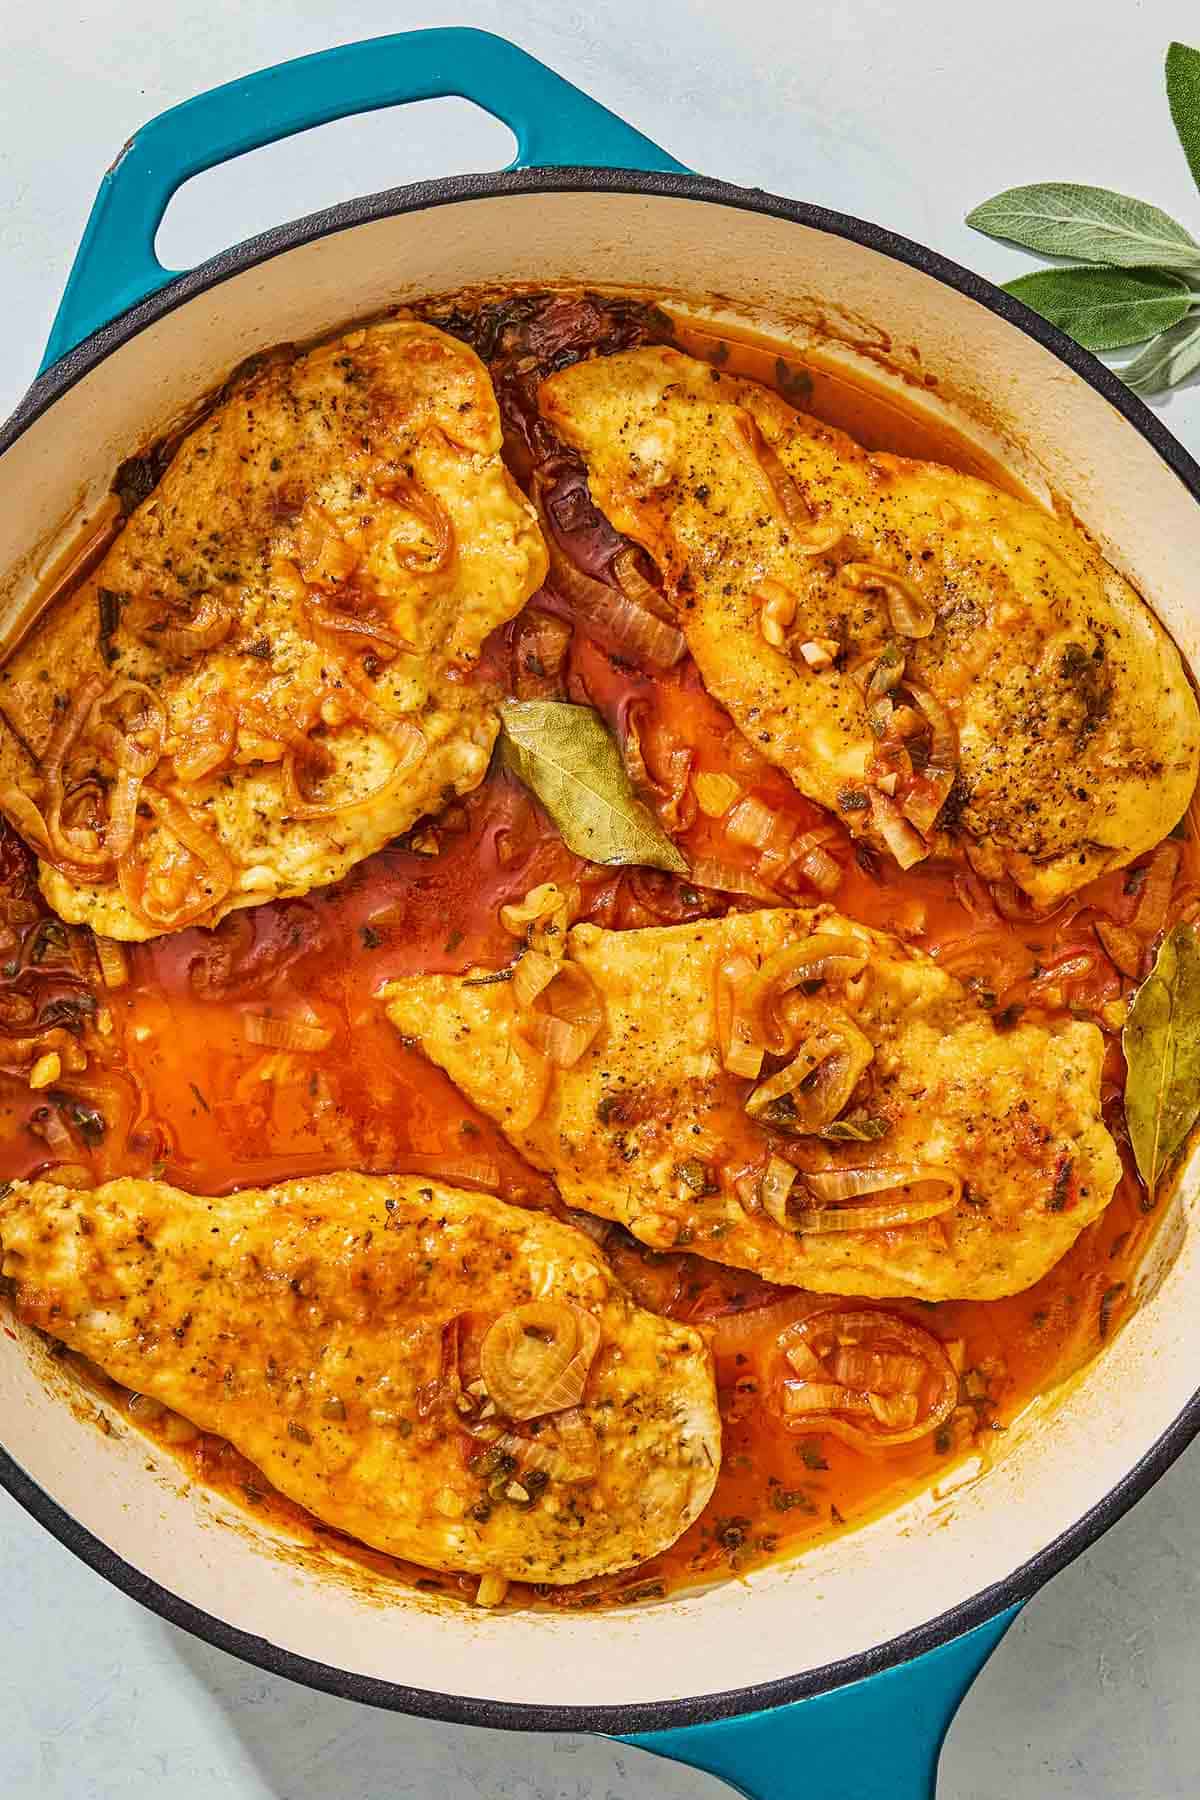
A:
[2, 2, 1200, 1795]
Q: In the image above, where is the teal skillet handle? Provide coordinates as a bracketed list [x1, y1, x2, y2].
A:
[41, 26, 688, 370]
[614, 1607, 1020, 1800]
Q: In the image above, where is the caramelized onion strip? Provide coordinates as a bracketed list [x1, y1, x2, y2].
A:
[117, 789, 234, 929]
[480, 1301, 601, 1420]
[775, 1308, 958, 1449]
[796, 1164, 962, 1233]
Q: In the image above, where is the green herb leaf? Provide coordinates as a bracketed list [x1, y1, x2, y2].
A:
[966, 182, 1200, 269]
[817, 1116, 890, 1142]
[499, 700, 688, 874]
[1120, 316, 1200, 392]
[1167, 42, 1200, 194]
[1003, 266, 1192, 350]
[1123, 924, 1200, 1199]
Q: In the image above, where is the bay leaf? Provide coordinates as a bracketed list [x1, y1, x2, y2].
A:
[1120, 316, 1200, 394]
[966, 182, 1200, 269]
[1167, 41, 1200, 196]
[1123, 924, 1200, 1200]
[499, 700, 688, 874]
[1002, 266, 1192, 351]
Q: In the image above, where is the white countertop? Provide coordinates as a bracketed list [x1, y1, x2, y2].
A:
[3, 1, 1200, 1794]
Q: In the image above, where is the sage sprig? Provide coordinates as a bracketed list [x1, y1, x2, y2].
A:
[968, 42, 1200, 394]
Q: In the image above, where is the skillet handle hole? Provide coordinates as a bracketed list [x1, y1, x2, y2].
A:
[154, 99, 517, 272]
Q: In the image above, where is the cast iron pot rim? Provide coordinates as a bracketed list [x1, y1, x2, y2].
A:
[2, 163, 1199, 1737]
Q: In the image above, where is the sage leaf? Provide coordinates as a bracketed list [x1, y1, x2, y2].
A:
[1123, 924, 1200, 1200]
[1167, 42, 1200, 194]
[817, 1116, 890, 1143]
[1120, 316, 1200, 393]
[499, 700, 688, 873]
[1003, 266, 1192, 350]
[966, 182, 1200, 269]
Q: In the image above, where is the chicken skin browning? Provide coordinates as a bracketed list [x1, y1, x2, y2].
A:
[539, 346, 1199, 905]
[0, 1173, 718, 1584]
[385, 908, 1121, 1300]
[0, 321, 547, 939]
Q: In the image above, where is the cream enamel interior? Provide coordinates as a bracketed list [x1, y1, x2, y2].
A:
[1, 187, 1198, 1711]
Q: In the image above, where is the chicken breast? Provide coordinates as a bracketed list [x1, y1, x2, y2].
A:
[385, 908, 1120, 1300]
[0, 1172, 718, 1585]
[0, 321, 547, 939]
[539, 346, 1199, 906]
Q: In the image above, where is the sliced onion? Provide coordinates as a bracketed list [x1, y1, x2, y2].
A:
[1131, 842, 1181, 937]
[789, 828, 843, 896]
[37, 674, 112, 872]
[92, 933, 129, 990]
[783, 1380, 873, 1416]
[281, 717, 424, 821]
[103, 767, 143, 862]
[690, 857, 783, 903]
[295, 502, 360, 586]
[746, 934, 870, 1055]
[715, 952, 765, 1078]
[792, 519, 845, 555]
[500, 882, 572, 939]
[796, 1164, 961, 1233]
[0, 784, 58, 865]
[867, 1390, 920, 1429]
[480, 1301, 602, 1420]
[700, 1296, 808, 1358]
[578, 577, 686, 668]
[243, 1011, 334, 1052]
[550, 1405, 600, 1479]
[725, 795, 779, 851]
[774, 1308, 958, 1449]
[381, 474, 456, 574]
[623, 706, 695, 832]
[519, 1013, 596, 1069]
[400, 1154, 502, 1190]
[117, 788, 234, 930]
[842, 563, 935, 638]
[518, 962, 604, 1068]
[88, 680, 167, 778]
[726, 412, 838, 549]
[512, 949, 561, 1008]
[612, 547, 669, 615]
[828, 1346, 926, 1393]
[869, 789, 927, 869]
[760, 1153, 798, 1227]
[142, 593, 233, 659]
[308, 602, 413, 661]
[897, 681, 958, 836]
[535, 480, 685, 669]
[173, 699, 236, 784]
[784, 1339, 827, 1378]
[1095, 919, 1142, 978]
[746, 1016, 875, 1135]
[694, 771, 743, 818]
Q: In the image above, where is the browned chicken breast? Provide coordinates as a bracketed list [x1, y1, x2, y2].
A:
[0, 321, 547, 939]
[539, 346, 1199, 905]
[385, 906, 1121, 1300]
[0, 1172, 718, 1586]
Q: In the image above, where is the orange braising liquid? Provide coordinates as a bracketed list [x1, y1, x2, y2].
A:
[1, 297, 1196, 1610]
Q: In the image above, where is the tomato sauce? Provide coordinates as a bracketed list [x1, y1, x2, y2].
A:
[1, 293, 1197, 1610]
